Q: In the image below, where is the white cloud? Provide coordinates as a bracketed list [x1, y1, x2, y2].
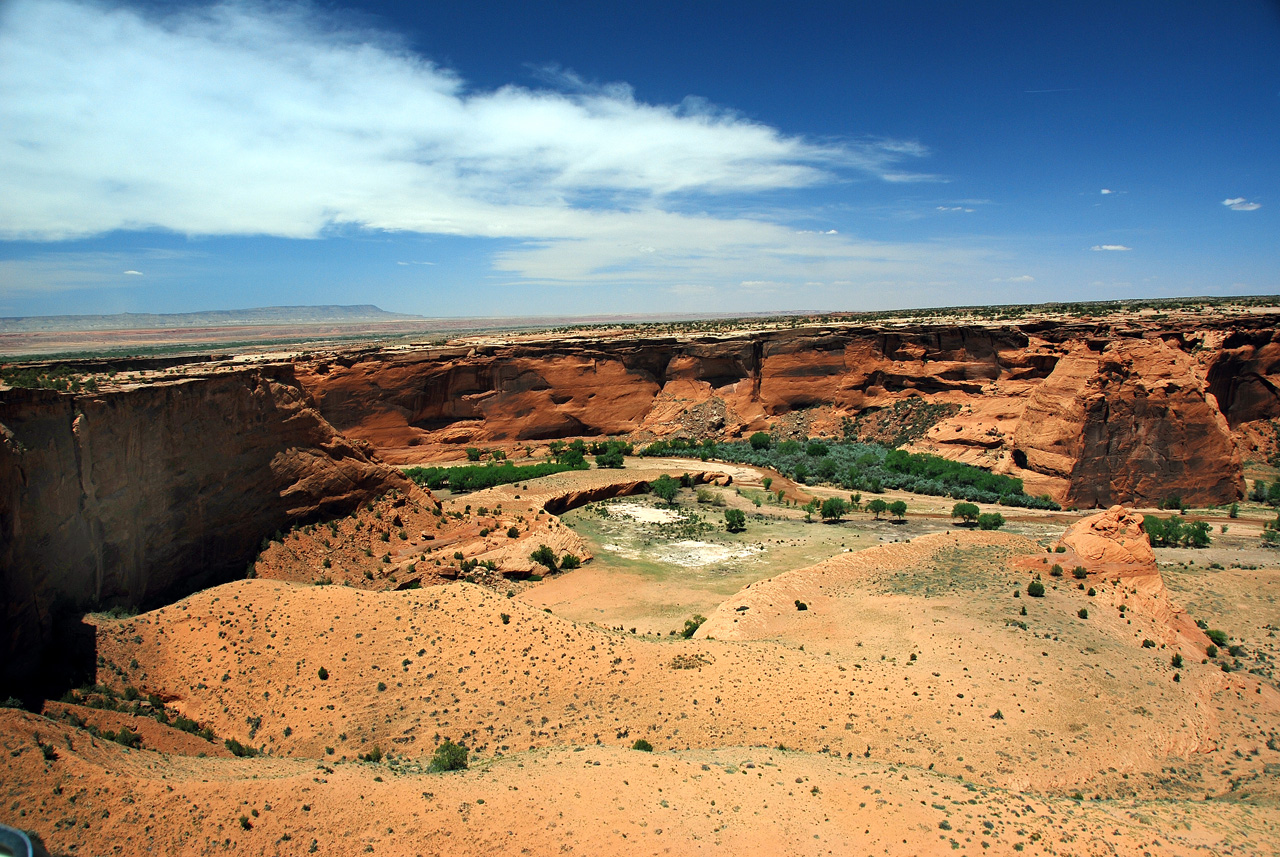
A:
[0, 0, 933, 245]
[1100, 189, 1113, 194]
[935, 205, 974, 213]
[123, 270, 143, 275]
[1222, 197, 1261, 211]
[990, 275, 1034, 283]
[0, 0, 994, 297]
[1091, 244, 1131, 251]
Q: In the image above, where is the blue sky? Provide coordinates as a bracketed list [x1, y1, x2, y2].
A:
[0, 0, 1276, 318]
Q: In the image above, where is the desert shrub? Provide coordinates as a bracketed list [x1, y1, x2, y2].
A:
[429, 739, 468, 772]
[976, 512, 1004, 530]
[749, 432, 772, 450]
[1072, 566, 1088, 579]
[500, 613, 510, 625]
[506, 526, 519, 538]
[680, 615, 706, 638]
[1205, 629, 1228, 646]
[794, 600, 809, 611]
[1206, 644, 1218, 658]
[317, 667, 328, 680]
[377, 681, 386, 692]
[225, 737, 258, 757]
[632, 738, 654, 752]
[1027, 581, 1045, 598]
[1171, 653, 1183, 668]
[724, 508, 746, 532]
[360, 746, 383, 763]
[529, 544, 559, 572]
[1077, 608, 1088, 619]
[560, 554, 581, 570]
[1142, 639, 1156, 648]
[1049, 564, 1063, 577]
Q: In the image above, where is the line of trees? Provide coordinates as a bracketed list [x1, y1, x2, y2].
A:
[640, 435, 1058, 510]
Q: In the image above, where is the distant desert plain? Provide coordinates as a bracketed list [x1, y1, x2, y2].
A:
[2, 298, 1279, 856]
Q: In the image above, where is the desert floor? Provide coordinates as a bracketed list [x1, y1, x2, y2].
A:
[4, 463, 1279, 856]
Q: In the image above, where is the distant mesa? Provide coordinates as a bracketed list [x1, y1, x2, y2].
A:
[0, 304, 421, 333]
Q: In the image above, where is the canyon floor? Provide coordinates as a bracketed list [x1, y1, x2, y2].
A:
[4, 462, 1280, 856]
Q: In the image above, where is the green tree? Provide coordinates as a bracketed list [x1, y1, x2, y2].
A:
[1027, 580, 1045, 597]
[1185, 519, 1212, 548]
[820, 497, 848, 522]
[976, 512, 1005, 530]
[750, 432, 772, 450]
[595, 448, 625, 469]
[724, 508, 747, 532]
[761, 476, 773, 492]
[529, 544, 559, 572]
[1250, 480, 1268, 503]
[464, 447, 483, 462]
[802, 499, 819, 522]
[1269, 481, 1280, 506]
[867, 498, 888, 519]
[951, 502, 980, 524]
[888, 500, 907, 520]
[650, 474, 680, 504]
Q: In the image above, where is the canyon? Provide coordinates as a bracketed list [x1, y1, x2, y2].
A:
[2, 313, 1276, 688]
[299, 315, 1277, 506]
[2, 308, 1280, 855]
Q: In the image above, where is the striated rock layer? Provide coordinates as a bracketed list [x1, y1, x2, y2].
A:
[299, 319, 1268, 508]
[0, 366, 413, 686]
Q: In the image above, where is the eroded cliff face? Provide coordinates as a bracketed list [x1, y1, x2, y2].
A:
[0, 367, 412, 686]
[298, 321, 1265, 510]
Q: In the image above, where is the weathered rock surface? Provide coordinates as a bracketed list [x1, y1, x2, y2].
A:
[299, 320, 1269, 508]
[0, 367, 411, 686]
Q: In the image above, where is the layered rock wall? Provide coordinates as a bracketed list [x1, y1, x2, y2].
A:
[0, 367, 411, 685]
[300, 322, 1265, 509]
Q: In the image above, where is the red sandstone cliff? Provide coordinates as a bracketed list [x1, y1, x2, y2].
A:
[0, 366, 413, 686]
[299, 321, 1262, 509]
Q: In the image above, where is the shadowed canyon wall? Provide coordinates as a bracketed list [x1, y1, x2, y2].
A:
[0, 367, 412, 686]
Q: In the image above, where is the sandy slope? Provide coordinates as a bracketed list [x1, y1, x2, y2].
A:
[4, 707, 1273, 857]
[4, 520, 1279, 855]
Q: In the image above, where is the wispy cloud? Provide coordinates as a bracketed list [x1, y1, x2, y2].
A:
[936, 205, 975, 213]
[991, 275, 1035, 283]
[1100, 189, 1113, 195]
[1091, 244, 1131, 252]
[0, 0, 977, 295]
[123, 270, 143, 275]
[1222, 197, 1261, 211]
[0, 0, 933, 243]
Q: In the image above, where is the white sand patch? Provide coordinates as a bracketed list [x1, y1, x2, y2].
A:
[607, 502, 682, 524]
[655, 540, 764, 568]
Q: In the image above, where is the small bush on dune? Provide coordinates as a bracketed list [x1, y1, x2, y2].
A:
[429, 739, 468, 772]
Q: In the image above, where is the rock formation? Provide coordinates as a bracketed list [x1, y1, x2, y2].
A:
[0, 366, 412, 686]
[298, 319, 1268, 508]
